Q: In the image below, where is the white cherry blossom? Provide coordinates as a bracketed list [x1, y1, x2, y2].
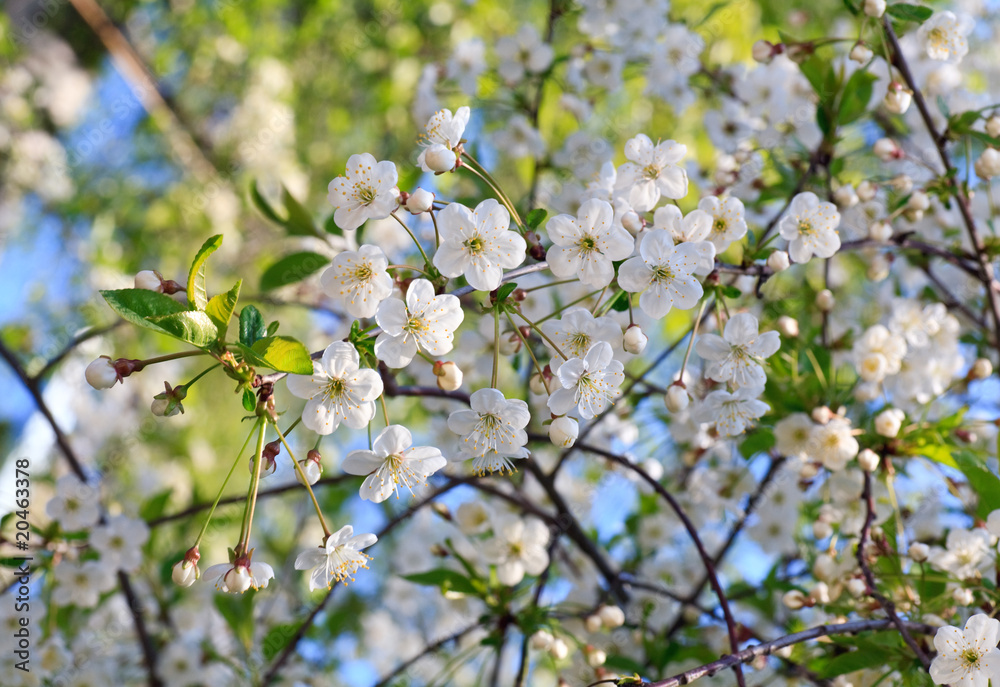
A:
[547, 342, 625, 419]
[930, 614, 1000, 687]
[433, 198, 527, 291]
[416, 106, 470, 172]
[919, 11, 971, 64]
[320, 244, 393, 319]
[295, 525, 377, 590]
[693, 386, 769, 436]
[539, 307, 622, 357]
[778, 192, 841, 264]
[203, 559, 274, 593]
[374, 279, 463, 368]
[286, 342, 384, 435]
[614, 134, 688, 211]
[448, 388, 530, 466]
[545, 198, 633, 288]
[327, 153, 399, 231]
[698, 196, 748, 253]
[618, 228, 703, 319]
[695, 313, 781, 389]
[652, 205, 716, 276]
[341, 425, 447, 502]
[483, 516, 550, 586]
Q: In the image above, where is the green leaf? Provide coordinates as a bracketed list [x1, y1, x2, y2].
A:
[610, 290, 630, 312]
[818, 645, 894, 679]
[739, 428, 775, 459]
[526, 208, 547, 229]
[139, 489, 173, 522]
[259, 252, 329, 291]
[719, 284, 742, 299]
[323, 213, 342, 236]
[886, 3, 934, 23]
[234, 336, 314, 374]
[838, 69, 877, 125]
[205, 280, 241, 340]
[214, 590, 256, 649]
[100, 289, 187, 336]
[239, 305, 266, 347]
[402, 568, 479, 596]
[186, 234, 224, 310]
[262, 623, 299, 662]
[495, 282, 518, 303]
[937, 95, 950, 119]
[242, 388, 256, 412]
[147, 311, 220, 348]
[250, 181, 283, 224]
[281, 186, 319, 237]
[954, 451, 1000, 520]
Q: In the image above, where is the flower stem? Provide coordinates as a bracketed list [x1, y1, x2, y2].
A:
[184, 363, 220, 389]
[461, 153, 525, 229]
[514, 309, 570, 360]
[273, 422, 332, 538]
[535, 289, 605, 323]
[237, 420, 267, 551]
[390, 212, 433, 269]
[505, 311, 546, 383]
[678, 299, 708, 383]
[195, 419, 260, 548]
[140, 350, 207, 367]
[492, 307, 501, 388]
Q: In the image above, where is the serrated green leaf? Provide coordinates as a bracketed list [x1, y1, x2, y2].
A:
[187, 234, 224, 310]
[886, 3, 933, 23]
[259, 252, 329, 291]
[402, 568, 479, 595]
[526, 208, 547, 229]
[234, 336, 313, 374]
[100, 289, 187, 336]
[282, 187, 319, 237]
[739, 428, 775, 459]
[242, 388, 256, 412]
[266, 321, 280, 336]
[838, 69, 877, 125]
[139, 489, 173, 522]
[239, 305, 266, 347]
[720, 284, 742, 299]
[817, 645, 895, 679]
[611, 290, 630, 311]
[205, 280, 241, 340]
[147, 311, 220, 348]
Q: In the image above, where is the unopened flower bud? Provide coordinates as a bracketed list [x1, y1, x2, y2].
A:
[623, 325, 648, 354]
[867, 254, 890, 282]
[857, 180, 877, 202]
[598, 604, 626, 628]
[869, 220, 893, 243]
[849, 42, 873, 64]
[864, 0, 886, 17]
[498, 332, 522, 356]
[171, 547, 201, 587]
[549, 416, 579, 448]
[813, 520, 833, 539]
[530, 369, 553, 395]
[833, 184, 859, 208]
[151, 381, 186, 417]
[873, 138, 902, 162]
[86, 356, 119, 389]
[987, 115, 1000, 139]
[767, 250, 790, 273]
[909, 542, 929, 562]
[972, 358, 993, 380]
[890, 174, 913, 194]
[847, 578, 868, 598]
[875, 408, 904, 438]
[857, 448, 880, 472]
[664, 385, 690, 413]
[530, 630, 554, 650]
[587, 647, 607, 667]
[810, 582, 831, 604]
[813, 553, 836, 581]
[584, 614, 603, 633]
[549, 638, 569, 660]
[752, 39, 776, 64]
[134, 270, 163, 292]
[782, 590, 809, 610]
[433, 361, 463, 391]
[424, 144, 457, 173]
[812, 406, 834, 424]
[296, 457, 322, 486]
[777, 315, 799, 338]
[907, 190, 930, 212]
[883, 82, 913, 115]
[815, 289, 835, 312]
[621, 210, 643, 234]
[258, 439, 280, 476]
[974, 148, 1000, 179]
[405, 187, 435, 214]
[953, 587, 975, 606]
